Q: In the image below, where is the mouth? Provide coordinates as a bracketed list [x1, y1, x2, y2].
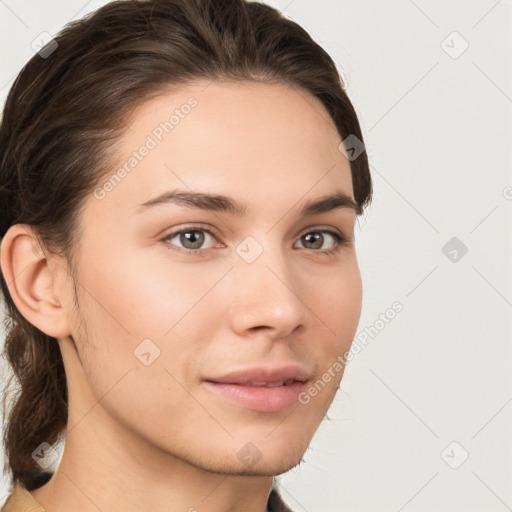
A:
[203, 364, 311, 412]
[215, 378, 297, 387]
[203, 377, 309, 413]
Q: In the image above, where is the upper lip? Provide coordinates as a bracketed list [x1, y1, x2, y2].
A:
[205, 365, 311, 385]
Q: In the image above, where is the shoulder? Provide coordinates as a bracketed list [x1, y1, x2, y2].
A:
[2, 480, 291, 512]
[1, 482, 47, 512]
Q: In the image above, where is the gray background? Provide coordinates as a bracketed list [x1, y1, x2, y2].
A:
[1, 1, 511, 510]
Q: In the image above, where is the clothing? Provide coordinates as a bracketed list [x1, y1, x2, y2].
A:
[1, 483, 43, 512]
[1, 481, 293, 512]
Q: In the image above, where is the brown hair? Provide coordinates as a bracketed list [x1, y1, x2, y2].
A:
[0, 0, 372, 491]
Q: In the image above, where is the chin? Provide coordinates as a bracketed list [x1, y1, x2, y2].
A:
[210, 452, 306, 478]
[244, 456, 305, 477]
[181, 438, 309, 478]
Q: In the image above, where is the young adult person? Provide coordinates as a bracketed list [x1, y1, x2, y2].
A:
[0, 1, 372, 510]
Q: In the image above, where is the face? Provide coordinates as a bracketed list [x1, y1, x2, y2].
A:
[62, 80, 362, 476]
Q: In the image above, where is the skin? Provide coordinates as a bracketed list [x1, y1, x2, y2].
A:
[1, 80, 362, 512]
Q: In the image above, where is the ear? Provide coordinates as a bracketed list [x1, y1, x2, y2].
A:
[0, 224, 73, 338]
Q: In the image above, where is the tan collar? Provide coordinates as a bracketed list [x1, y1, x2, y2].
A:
[2, 482, 292, 512]
[1, 482, 46, 512]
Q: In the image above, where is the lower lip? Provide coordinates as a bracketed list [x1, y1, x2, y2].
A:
[203, 380, 307, 413]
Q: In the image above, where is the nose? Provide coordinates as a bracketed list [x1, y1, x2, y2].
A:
[227, 244, 312, 339]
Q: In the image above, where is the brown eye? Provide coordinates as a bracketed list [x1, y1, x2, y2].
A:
[163, 227, 217, 253]
[295, 229, 347, 254]
[301, 232, 324, 250]
[161, 226, 347, 256]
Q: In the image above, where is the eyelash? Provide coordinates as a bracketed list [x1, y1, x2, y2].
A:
[160, 225, 349, 256]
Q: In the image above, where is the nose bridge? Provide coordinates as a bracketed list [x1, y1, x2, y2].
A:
[228, 234, 309, 336]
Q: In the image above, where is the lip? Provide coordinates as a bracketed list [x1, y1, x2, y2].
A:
[203, 365, 311, 413]
[205, 365, 311, 385]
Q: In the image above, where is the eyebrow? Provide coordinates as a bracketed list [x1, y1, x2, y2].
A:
[135, 189, 360, 217]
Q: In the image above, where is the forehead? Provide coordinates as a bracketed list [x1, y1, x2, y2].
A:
[89, 80, 354, 219]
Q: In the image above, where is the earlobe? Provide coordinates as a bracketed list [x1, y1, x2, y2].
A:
[0, 224, 71, 338]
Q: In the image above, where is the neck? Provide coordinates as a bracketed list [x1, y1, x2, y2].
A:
[30, 408, 274, 512]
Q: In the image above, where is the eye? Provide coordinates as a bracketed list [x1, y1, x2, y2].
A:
[295, 229, 348, 255]
[162, 226, 219, 254]
[161, 225, 349, 255]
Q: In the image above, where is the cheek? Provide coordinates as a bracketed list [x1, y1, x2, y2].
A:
[71, 287, 198, 439]
[337, 269, 363, 338]
[310, 258, 363, 347]
[70, 250, 224, 397]
[78, 244, 226, 342]
[297, 265, 361, 417]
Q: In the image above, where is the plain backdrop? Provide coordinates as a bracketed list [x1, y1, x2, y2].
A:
[1, 1, 511, 511]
